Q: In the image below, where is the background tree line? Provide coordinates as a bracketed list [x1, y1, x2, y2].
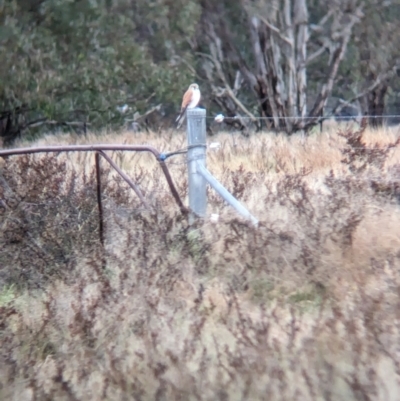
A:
[0, 0, 399, 143]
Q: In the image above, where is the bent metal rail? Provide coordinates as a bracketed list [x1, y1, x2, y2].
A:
[0, 144, 188, 245]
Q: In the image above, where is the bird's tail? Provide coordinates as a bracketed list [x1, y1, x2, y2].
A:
[176, 113, 186, 129]
[176, 106, 188, 129]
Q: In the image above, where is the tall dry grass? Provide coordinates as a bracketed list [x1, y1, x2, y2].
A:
[1, 123, 400, 400]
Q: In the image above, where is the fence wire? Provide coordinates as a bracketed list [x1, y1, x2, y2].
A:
[205, 115, 400, 120]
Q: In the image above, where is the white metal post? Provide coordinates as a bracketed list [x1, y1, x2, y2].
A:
[186, 108, 207, 222]
[196, 163, 258, 226]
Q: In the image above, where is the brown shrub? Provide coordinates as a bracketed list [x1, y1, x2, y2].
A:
[1, 125, 400, 400]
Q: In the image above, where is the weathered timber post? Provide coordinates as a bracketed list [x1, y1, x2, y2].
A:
[187, 108, 207, 223]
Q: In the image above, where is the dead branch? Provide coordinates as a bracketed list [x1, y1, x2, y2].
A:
[308, 5, 364, 120]
[198, 49, 258, 125]
[331, 62, 400, 117]
[258, 15, 293, 46]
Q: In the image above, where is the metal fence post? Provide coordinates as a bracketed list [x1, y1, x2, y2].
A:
[94, 152, 104, 246]
[187, 108, 207, 223]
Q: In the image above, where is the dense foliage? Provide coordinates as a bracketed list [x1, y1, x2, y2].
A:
[0, 0, 399, 142]
[0, 0, 200, 142]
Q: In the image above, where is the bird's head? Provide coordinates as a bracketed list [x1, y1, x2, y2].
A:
[190, 83, 199, 91]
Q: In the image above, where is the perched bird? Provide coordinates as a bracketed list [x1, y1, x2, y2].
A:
[176, 83, 201, 128]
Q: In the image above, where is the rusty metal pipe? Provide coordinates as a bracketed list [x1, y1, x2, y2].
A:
[95, 152, 104, 246]
[0, 144, 160, 158]
[158, 160, 189, 215]
[0, 144, 187, 215]
[98, 150, 150, 209]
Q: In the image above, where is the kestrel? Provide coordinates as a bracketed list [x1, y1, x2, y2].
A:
[176, 83, 201, 128]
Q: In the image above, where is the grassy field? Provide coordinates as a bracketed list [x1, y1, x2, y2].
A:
[1, 122, 400, 400]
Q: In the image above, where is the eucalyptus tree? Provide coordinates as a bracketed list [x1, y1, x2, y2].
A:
[196, 0, 364, 133]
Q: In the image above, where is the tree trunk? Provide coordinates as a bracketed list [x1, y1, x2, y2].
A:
[366, 84, 388, 128]
[198, 0, 363, 134]
[294, 0, 308, 124]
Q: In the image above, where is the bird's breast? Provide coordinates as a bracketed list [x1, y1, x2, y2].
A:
[188, 89, 201, 108]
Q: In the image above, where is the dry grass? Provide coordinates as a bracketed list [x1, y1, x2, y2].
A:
[1, 123, 400, 400]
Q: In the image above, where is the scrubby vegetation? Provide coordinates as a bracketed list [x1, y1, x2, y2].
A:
[1, 123, 400, 400]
